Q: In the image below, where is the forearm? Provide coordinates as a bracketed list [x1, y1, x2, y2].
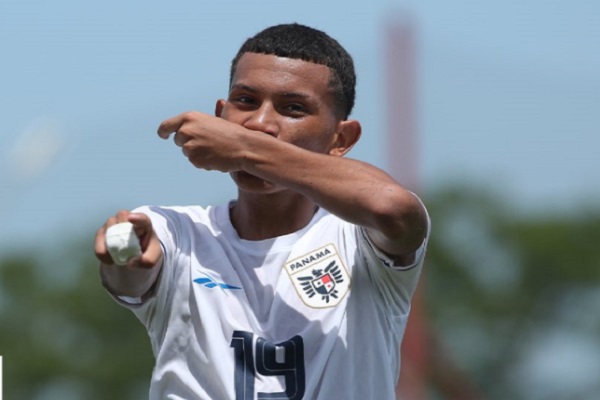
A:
[241, 135, 428, 255]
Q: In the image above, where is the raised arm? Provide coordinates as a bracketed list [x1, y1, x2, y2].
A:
[158, 111, 428, 264]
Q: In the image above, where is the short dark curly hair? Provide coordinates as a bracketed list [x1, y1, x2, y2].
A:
[230, 23, 356, 119]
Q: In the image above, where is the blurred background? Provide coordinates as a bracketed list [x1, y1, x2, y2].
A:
[1, 0, 599, 399]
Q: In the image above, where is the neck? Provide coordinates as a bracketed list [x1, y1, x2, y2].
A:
[230, 191, 318, 240]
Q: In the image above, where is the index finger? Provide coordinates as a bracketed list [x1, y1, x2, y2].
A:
[157, 113, 186, 139]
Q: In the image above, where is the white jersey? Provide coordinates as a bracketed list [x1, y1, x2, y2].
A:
[114, 202, 428, 400]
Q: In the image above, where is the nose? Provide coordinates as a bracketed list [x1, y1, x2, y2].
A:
[243, 103, 278, 137]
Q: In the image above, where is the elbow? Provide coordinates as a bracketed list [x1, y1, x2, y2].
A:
[372, 186, 428, 251]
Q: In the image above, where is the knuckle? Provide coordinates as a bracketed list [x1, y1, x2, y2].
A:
[116, 209, 130, 219]
[94, 248, 106, 259]
[95, 250, 113, 264]
[182, 111, 197, 121]
[179, 130, 186, 141]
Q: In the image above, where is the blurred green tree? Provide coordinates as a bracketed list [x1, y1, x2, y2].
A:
[423, 185, 600, 400]
[0, 238, 153, 400]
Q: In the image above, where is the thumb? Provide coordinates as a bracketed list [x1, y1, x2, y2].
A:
[127, 213, 154, 250]
[127, 213, 163, 269]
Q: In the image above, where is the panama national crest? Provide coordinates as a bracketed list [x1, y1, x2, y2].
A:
[284, 244, 351, 308]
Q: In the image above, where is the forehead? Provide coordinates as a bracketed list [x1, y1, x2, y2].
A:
[231, 53, 332, 95]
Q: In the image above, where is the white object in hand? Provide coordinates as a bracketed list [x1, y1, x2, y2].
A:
[105, 222, 142, 265]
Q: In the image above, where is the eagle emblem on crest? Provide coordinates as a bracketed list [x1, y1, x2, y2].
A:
[297, 261, 344, 303]
[284, 244, 351, 308]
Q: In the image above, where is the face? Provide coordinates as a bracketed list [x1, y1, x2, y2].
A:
[217, 52, 350, 194]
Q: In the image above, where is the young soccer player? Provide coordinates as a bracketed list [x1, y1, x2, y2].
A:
[95, 23, 429, 400]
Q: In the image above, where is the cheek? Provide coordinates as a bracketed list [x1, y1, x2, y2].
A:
[219, 103, 250, 124]
[219, 106, 237, 122]
[288, 129, 334, 153]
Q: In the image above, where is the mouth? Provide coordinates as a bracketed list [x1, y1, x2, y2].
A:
[231, 171, 274, 187]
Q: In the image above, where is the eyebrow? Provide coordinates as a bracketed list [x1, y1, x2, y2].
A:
[230, 84, 312, 100]
[230, 84, 257, 93]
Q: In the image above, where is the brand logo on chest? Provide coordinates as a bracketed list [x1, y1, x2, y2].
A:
[284, 244, 351, 308]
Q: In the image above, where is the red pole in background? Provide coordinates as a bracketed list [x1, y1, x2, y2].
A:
[385, 14, 429, 400]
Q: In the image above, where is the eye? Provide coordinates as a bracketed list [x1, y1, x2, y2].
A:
[230, 94, 258, 110]
[235, 96, 255, 104]
[283, 103, 307, 116]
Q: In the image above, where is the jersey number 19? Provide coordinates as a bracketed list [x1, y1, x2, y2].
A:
[230, 330, 306, 400]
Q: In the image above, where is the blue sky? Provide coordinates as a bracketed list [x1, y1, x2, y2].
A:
[1, 0, 599, 248]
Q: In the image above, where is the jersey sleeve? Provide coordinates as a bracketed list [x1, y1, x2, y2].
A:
[354, 205, 431, 319]
[359, 216, 429, 271]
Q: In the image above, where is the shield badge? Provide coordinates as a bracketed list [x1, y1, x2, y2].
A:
[284, 244, 351, 308]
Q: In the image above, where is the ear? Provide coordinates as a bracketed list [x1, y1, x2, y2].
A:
[329, 120, 361, 157]
[215, 99, 226, 117]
